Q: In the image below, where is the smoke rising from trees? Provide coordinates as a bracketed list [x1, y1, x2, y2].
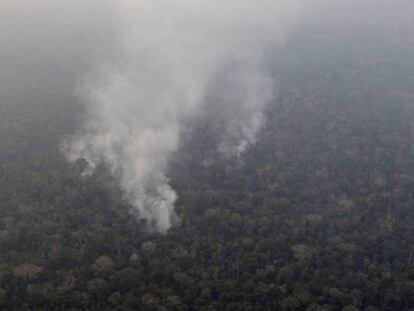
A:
[62, 0, 302, 232]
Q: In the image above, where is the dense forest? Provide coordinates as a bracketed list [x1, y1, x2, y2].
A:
[2, 18, 414, 311]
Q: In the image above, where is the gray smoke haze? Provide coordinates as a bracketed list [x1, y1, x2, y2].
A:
[3, 0, 412, 233]
[63, 0, 302, 233]
[0, 1, 118, 98]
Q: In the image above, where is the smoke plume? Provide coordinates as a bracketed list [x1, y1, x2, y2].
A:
[64, 0, 302, 233]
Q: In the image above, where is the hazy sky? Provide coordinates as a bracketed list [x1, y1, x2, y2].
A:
[1, 0, 412, 93]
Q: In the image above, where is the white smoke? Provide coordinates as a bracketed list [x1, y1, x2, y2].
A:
[63, 0, 302, 233]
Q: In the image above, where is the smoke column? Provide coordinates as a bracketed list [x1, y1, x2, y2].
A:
[64, 0, 302, 233]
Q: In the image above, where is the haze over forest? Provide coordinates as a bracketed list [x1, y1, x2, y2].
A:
[1, 1, 414, 310]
